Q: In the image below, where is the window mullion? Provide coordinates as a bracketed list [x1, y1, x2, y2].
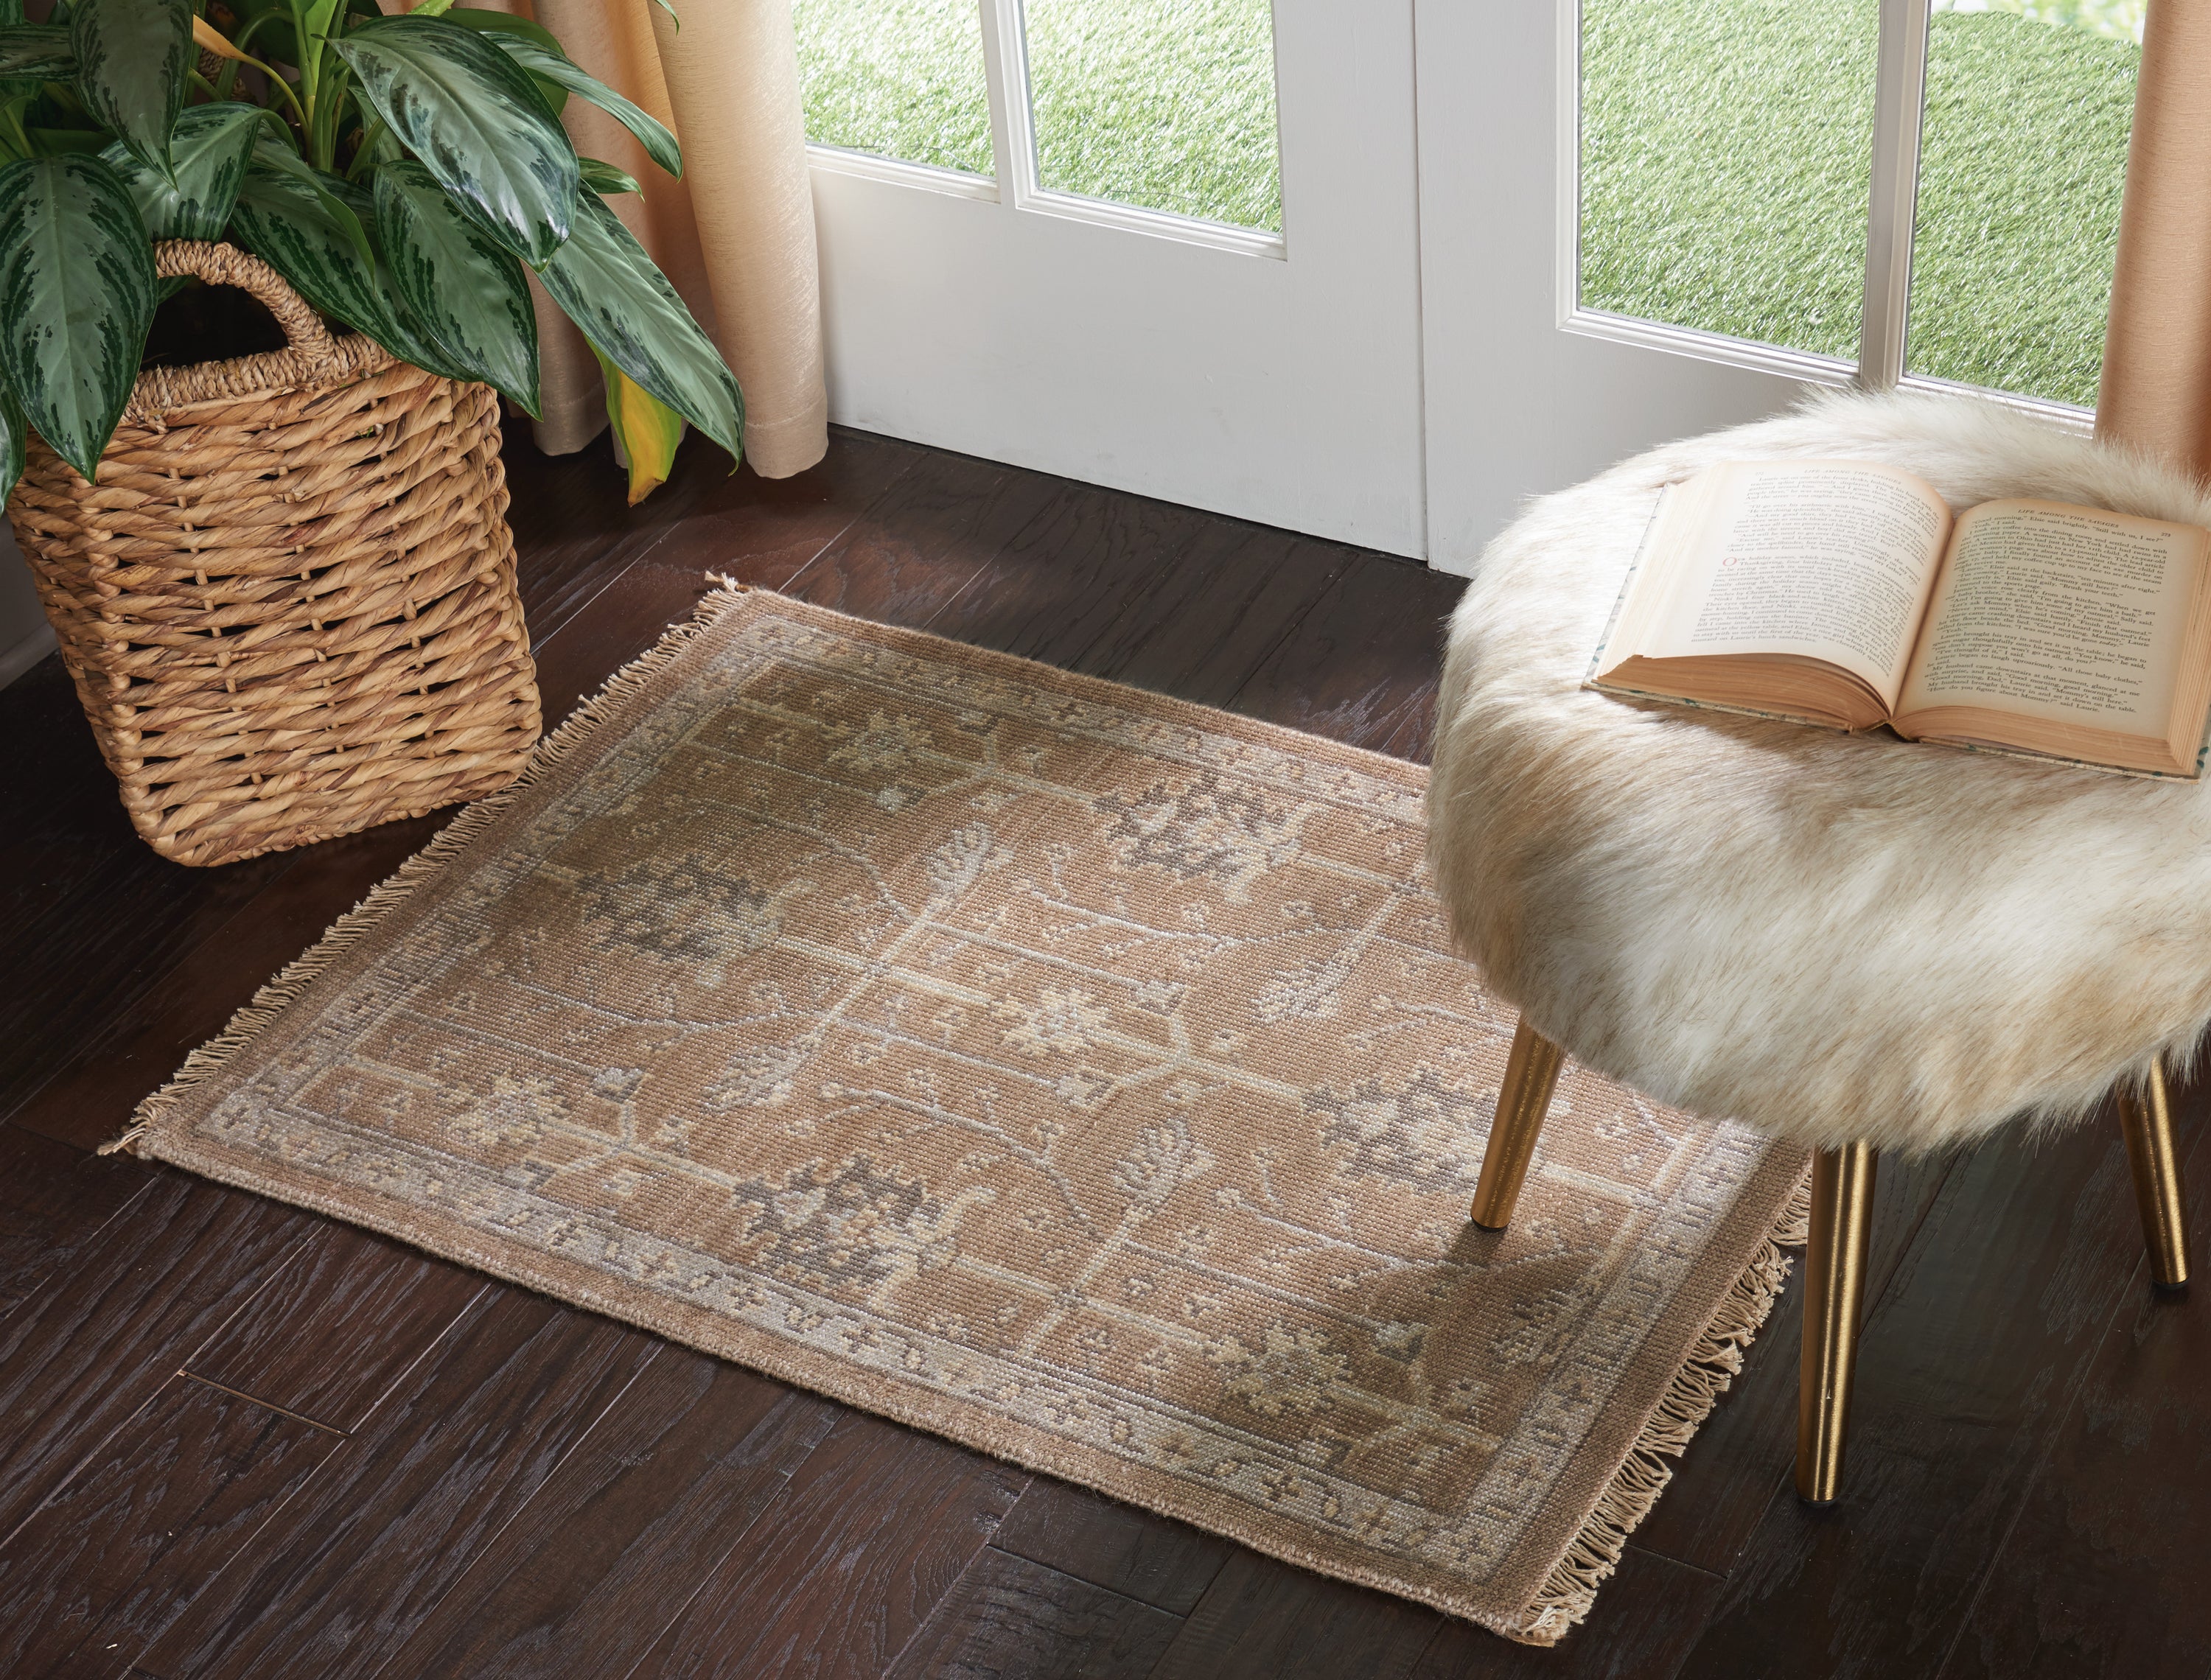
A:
[977, 0, 1035, 205]
[1858, 0, 1931, 390]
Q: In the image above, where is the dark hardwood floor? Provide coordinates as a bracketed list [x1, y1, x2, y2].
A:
[2, 424, 2206, 1679]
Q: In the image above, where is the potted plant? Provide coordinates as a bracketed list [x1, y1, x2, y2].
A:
[0, 0, 744, 867]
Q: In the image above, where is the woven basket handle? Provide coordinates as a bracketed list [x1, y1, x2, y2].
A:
[154, 239, 339, 369]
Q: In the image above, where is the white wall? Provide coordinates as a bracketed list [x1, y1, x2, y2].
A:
[0, 522, 53, 689]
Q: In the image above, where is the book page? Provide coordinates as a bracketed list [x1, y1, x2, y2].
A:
[1638, 461, 1953, 705]
[1896, 500, 2204, 732]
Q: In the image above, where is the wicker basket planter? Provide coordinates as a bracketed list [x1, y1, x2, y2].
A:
[10, 240, 541, 867]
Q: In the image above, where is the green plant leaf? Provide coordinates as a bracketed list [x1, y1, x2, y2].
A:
[0, 24, 72, 80]
[0, 376, 27, 504]
[587, 337, 680, 505]
[100, 100, 259, 240]
[439, 8, 565, 112]
[329, 15, 577, 265]
[576, 156, 637, 197]
[229, 154, 394, 340]
[486, 35, 680, 179]
[537, 189, 739, 463]
[371, 156, 537, 413]
[69, 0, 190, 181]
[0, 2, 25, 29]
[0, 154, 156, 481]
[324, 169, 480, 385]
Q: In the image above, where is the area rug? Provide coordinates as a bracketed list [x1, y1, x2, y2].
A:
[117, 587, 1810, 1645]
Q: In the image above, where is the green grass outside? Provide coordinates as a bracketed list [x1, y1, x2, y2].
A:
[790, 0, 1281, 233]
[789, 0, 996, 179]
[1582, 0, 2137, 407]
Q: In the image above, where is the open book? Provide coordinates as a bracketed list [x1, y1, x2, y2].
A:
[1586, 460, 2211, 778]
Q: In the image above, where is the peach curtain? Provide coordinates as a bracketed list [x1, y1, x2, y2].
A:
[481, 0, 828, 477]
[2096, 1, 2211, 476]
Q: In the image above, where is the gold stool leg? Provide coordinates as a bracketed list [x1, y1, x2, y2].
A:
[1470, 1019, 1565, 1231]
[2117, 1057, 2190, 1290]
[1797, 1142, 1878, 1505]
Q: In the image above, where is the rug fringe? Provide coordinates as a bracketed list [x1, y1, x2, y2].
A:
[1504, 1168, 1814, 1644]
[102, 578, 753, 1157]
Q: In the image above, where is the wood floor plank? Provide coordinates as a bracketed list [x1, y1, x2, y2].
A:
[135, 1293, 662, 1680]
[0, 1376, 341, 1680]
[368, 1356, 837, 1680]
[921, 480, 1211, 666]
[0, 850, 298, 1122]
[885, 1547, 1182, 1680]
[621, 1412, 1028, 1680]
[2, 812, 449, 1154]
[616, 426, 928, 599]
[988, 1480, 1233, 1617]
[501, 430, 693, 643]
[0, 1178, 319, 1540]
[1933, 1113, 2211, 1680]
[1632, 1150, 1961, 1574]
[1227, 555, 1464, 756]
[0, 1124, 157, 1320]
[1142, 1550, 1440, 1680]
[786, 452, 1066, 630]
[1674, 1098, 2206, 1679]
[1405, 1546, 1725, 1680]
[1071, 522, 1354, 707]
[181, 1226, 489, 1435]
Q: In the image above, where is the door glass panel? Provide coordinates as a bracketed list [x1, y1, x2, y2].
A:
[1022, 0, 1282, 233]
[1579, 0, 1881, 360]
[792, 0, 995, 178]
[1905, 4, 2140, 407]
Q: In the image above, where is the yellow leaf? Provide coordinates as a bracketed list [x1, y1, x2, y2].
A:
[191, 15, 253, 63]
[590, 346, 684, 505]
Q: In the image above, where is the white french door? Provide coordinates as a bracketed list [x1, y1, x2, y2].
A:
[801, 0, 1428, 557]
[795, 0, 2139, 580]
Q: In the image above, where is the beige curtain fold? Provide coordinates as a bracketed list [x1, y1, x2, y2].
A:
[485, 0, 828, 478]
[2096, 1, 2211, 476]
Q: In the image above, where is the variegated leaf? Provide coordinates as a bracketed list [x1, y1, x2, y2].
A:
[372, 157, 537, 413]
[0, 24, 71, 79]
[489, 34, 680, 179]
[69, 0, 190, 180]
[538, 188, 740, 463]
[100, 102, 260, 241]
[230, 156, 397, 345]
[577, 157, 638, 197]
[0, 153, 156, 482]
[329, 15, 578, 265]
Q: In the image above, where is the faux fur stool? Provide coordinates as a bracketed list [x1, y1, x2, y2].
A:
[1427, 388, 2198, 1500]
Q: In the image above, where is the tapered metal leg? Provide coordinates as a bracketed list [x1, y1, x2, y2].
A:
[1470, 1019, 1565, 1231]
[2118, 1057, 2190, 1289]
[1797, 1142, 1878, 1505]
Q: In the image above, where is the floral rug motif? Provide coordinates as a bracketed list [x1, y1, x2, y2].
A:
[124, 589, 1807, 1645]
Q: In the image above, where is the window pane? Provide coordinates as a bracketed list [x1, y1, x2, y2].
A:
[1023, 0, 1282, 233]
[1905, 4, 2140, 407]
[792, 0, 994, 178]
[1580, 0, 1880, 360]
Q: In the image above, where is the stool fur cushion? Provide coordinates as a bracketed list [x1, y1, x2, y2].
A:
[1429, 388, 2211, 1153]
